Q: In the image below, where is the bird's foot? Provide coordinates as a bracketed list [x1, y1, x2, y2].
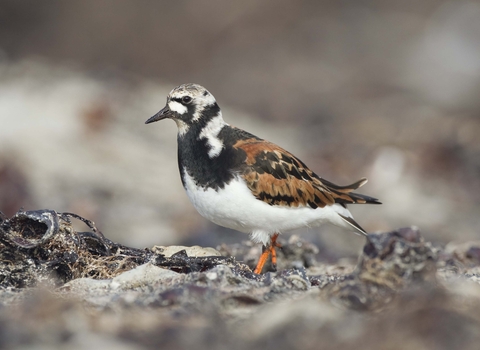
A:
[254, 233, 281, 274]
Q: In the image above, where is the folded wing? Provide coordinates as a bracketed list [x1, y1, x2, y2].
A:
[233, 138, 381, 209]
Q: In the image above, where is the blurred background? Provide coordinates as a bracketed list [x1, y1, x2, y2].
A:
[0, 0, 479, 259]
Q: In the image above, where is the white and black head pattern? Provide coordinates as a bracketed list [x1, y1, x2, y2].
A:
[168, 83, 217, 121]
[146, 83, 223, 137]
[146, 83, 240, 190]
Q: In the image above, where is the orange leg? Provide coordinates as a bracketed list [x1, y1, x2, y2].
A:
[253, 233, 281, 274]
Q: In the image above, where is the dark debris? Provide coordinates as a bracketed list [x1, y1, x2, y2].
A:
[0, 209, 479, 309]
[1, 209, 480, 349]
[0, 209, 249, 288]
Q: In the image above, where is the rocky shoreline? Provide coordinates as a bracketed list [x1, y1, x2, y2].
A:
[1, 209, 480, 349]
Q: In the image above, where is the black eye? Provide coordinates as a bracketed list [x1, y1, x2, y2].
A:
[182, 96, 192, 104]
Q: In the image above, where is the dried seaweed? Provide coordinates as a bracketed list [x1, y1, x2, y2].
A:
[0, 209, 245, 288]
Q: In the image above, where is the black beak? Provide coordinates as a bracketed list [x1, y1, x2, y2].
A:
[145, 105, 171, 124]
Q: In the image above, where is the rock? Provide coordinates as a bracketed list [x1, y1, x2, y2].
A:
[326, 226, 439, 311]
[152, 245, 221, 257]
[63, 263, 182, 293]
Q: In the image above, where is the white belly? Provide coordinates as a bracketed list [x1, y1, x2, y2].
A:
[182, 170, 353, 245]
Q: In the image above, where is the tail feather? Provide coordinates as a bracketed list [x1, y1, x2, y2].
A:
[327, 177, 379, 236]
[346, 192, 382, 205]
[338, 214, 368, 236]
[321, 177, 368, 193]
[318, 176, 382, 205]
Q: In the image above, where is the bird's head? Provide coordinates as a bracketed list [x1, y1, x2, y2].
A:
[145, 83, 222, 135]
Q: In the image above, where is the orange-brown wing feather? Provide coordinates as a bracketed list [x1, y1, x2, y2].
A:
[233, 138, 379, 208]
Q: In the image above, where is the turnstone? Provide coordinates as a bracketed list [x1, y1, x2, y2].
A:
[146, 83, 381, 274]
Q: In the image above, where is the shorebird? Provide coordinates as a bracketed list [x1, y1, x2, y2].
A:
[146, 83, 380, 273]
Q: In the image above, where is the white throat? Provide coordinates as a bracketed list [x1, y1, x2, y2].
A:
[174, 119, 189, 136]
